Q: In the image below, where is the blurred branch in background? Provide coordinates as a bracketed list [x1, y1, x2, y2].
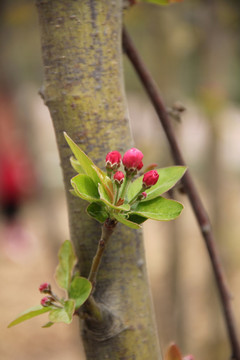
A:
[122, 24, 240, 360]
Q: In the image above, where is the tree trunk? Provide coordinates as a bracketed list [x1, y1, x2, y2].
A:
[36, 1, 161, 359]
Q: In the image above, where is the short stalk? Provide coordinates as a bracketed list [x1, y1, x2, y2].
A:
[119, 176, 132, 200]
[51, 291, 65, 306]
[88, 218, 117, 287]
[106, 168, 113, 179]
[114, 184, 121, 205]
[129, 186, 145, 205]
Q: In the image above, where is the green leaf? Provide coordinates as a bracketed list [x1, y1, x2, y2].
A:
[69, 189, 80, 197]
[55, 240, 77, 291]
[127, 213, 147, 224]
[64, 132, 100, 185]
[92, 164, 114, 202]
[70, 156, 84, 174]
[71, 174, 100, 202]
[49, 300, 75, 324]
[87, 202, 108, 223]
[69, 276, 92, 309]
[141, 0, 169, 5]
[8, 305, 51, 328]
[98, 184, 130, 212]
[114, 213, 141, 229]
[42, 321, 54, 328]
[130, 196, 183, 221]
[128, 166, 186, 202]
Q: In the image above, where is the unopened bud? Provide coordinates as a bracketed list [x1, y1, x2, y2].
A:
[39, 282, 51, 294]
[122, 148, 143, 173]
[141, 191, 147, 199]
[41, 296, 51, 307]
[137, 161, 143, 171]
[113, 171, 124, 185]
[143, 170, 159, 188]
[106, 151, 122, 170]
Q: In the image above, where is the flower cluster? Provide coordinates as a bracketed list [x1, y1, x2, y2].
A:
[39, 282, 62, 308]
[105, 147, 159, 206]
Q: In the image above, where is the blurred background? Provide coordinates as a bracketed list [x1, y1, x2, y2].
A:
[0, 0, 240, 359]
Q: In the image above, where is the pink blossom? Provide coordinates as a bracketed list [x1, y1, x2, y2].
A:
[143, 170, 159, 188]
[122, 148, 143, 171]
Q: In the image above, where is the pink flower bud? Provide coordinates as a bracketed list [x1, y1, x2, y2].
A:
[137, 161, 143, 171]
[41, 296, 50, 307]
[106, 151, 122, 170]
[141, 191, 147, 199]
[39, 282, 51, 293]
[143, 170, 159, 188]
[137, 191, 147, 201]
[113, 171, 124, 185]
[122, 148, 143, 171]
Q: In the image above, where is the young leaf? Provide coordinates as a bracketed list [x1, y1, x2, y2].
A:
[55, 240, 77, 291]
[114, 213, 141, 229]
[69, 276, 92, 309]
[49, 300, 75, 324]
[130, 196, 183, 221]
[127, 213, 148, 224]
[42, 321, 54, 328]
[164, 343, 182, 360]
[87, 202, 109, 223]
[128, 166, 186, 202]
[142, 0, 168, 4]
[64, 132, 100, 185]
[141, 0, 182, 5]
[92, 164, 114, 202]
[8, 305, 51, 328]
[71, 174, 100, 202]
[98, 184, 130, 211]
[70, 156, 84, 174]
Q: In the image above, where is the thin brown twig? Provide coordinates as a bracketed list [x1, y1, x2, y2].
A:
[88, 218, 117, 286]
[122, 26, 240, 360]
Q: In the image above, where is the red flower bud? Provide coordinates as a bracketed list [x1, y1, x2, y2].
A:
[106, 151, 122, 170]
[41, 296, 50, 307]
[137, 191, 147, 201]
[137, 161, 143, 171]
[39, 282, 51, 293]
[141, 191, 147, 199]
[143, 170, 159, 188]
[113, 171, 124, 185]
[122, 148, 143, 171]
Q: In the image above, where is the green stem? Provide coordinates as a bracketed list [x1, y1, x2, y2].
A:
[129, 186, 145, 205]
[114, 183, 121, 205]
[88, 218, 117, 287]
[119, 176, 132, 201]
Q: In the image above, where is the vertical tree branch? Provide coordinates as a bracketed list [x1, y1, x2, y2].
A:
[36, 1, 161, 359]
[122, 26, 240, 360]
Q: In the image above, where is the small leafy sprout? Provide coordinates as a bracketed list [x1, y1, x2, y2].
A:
[8, 240, 92, 328]
[64, 132, 187, 229]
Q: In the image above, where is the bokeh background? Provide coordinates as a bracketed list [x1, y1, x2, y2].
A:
[1, 1, 240, 359]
